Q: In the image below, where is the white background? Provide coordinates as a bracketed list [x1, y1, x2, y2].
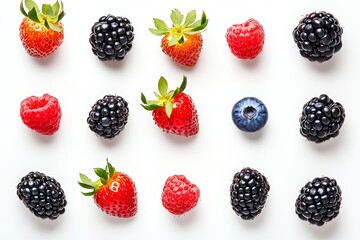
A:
[0, 0, 358, 239]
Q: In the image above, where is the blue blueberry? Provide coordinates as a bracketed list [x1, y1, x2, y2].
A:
[232, 97, 268, 132]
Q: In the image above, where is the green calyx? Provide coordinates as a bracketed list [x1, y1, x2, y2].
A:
[149, 9, 208, 46]
[20, 0, 65, 32]
[78, 159, 116, 196]
[141, 76, 187, 118]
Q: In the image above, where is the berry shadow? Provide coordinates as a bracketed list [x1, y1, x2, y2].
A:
[304, 216, 341, 237]
[164, 133, 198, 144]
[240, 128, 267, 141]
[98, 133, 124, 147]
[308, 137, 343, 153]
[24, 212, 63, 230]
[308, 55, 340, 72]
[31, 132, 57, 144]
[101, 60, 128, 71]
[101, 213, 137, 224]
[238, 54, 263, 69]
[169, 208, 198, 226]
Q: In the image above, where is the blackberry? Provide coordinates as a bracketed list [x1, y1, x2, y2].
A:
[89, 14, 134, 61]
[230, 167, 270, 220]
[87, 95, 129, 139]
[17, 172, 67, 220]
[295, 177, 341, 226]
[293, 11, 343, 62]
[300, 94, 345, 143]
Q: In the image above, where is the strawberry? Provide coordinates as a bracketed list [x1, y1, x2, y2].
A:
[225, 18, 265, 59]
[20, 93, 62, 135]
[78, 160, 137, 218]
[149, 9, 208, 67]
[141, 76, 199, 137]
[19, 0, 65, 58]
[162, 175, 200, 215]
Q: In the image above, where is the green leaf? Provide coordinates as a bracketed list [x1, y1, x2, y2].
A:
[106, 160, 116, 178]
[141, 104, 162, 111]
[165, 102, 173, 118]
[100, 178, 107, 185]
[191, 12, 208, 31]
[27, 7, 40, 23]
[42, 4, 53, 15]
[81, 191, 95, 196]
[94, 168, 108, 180]
[170, 9, 183, 26]
[153, 18, 169, 31]
[78, 182, 95, 189]
[48, 21, 62, 32]
[154, 92, 162, 99]
[79, 174, 92, 184]
[184, 10, 196, 26]
[179, 76, 187, 92]
[169, 34, 182, 46]
[56, 11, 65, 22]
[149, 28, 167, 36]
[44, 18, 50, 29]
[187, 20, 201, 29]
[25, 0, 40, 14]
[52, 1, 60, 15]
[158, 76, 168, 96]
[141, 93, 147, 104]
[20, 2, 28, 16]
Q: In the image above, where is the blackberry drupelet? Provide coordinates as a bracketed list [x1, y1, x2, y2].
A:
[89, 14, 134, 61]
[17, 172, 67, 220]
[293, 11, 343, 62]
[295, 177, 341, 226]
[87, 95, 129, 139]
[300, 94, 345, 143]
[230, 168, 270, 220]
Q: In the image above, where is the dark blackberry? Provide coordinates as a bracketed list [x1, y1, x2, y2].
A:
[87, 95, 129, 139]
[293, 11, 343, 62]
[230, 167, 270, 220]
[89, 14, 134, 61]
[300, 94, 345, 143]
[295, 177, 341, 226]
[17, 172, 67, 220]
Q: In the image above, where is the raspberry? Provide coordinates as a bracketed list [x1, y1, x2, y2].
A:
[20, 94, 62, 135]
[225, 18, 265, 59]
[161, 175, 200, 215]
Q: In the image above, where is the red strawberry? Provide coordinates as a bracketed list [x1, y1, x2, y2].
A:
[141, 76, 199, 137]
[78, 160, 137, 218]
[20, 93, 62, 135]
[149, 9, 208, 67]
[19, 0, 65, 57]
[162, 175, 200, 215]
[225, 18, 265, 59]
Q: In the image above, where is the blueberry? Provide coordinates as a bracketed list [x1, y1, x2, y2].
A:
[231, 97, 268, 132]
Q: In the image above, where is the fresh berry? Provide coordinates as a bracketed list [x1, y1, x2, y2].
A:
[225, 18, 265, 59]
[149, 9, 208, 67]
[295, 176, 341, 226]
[78, 160, 137, 218]
[300, 94, 345, 143]
[87, 95, 129, 139]
[19, 0, 65, 58]
[232, 97, 268, 132]
[89, 14, 134, 61]
[20, 93, 62, 135]
[230, 167, 270, 220]
[141, 76, 199, 136]
[161, 175, 200, 215]
[17, 171, 67, 220]
[293, 11, 343, 62]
